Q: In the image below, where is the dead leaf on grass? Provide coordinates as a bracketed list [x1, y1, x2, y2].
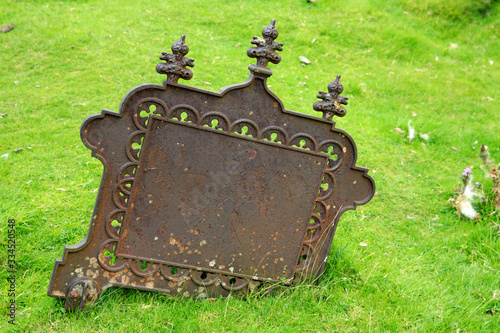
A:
[1, 24, 14, 33]
[419, 133, 430, 141]
[299, 56, 311, 64]
[394, 127, 405, 134]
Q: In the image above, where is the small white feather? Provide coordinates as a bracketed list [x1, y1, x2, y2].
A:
[407, 120, 415, 141]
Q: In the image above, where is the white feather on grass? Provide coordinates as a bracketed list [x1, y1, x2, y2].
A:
[407, 120, 415, 141]
[405, 120, 430, 141]
[419, 133, 430, 141]
[453, 183, 480, 220]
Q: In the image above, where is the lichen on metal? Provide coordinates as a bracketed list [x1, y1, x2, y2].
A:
[48, 19, 375, 312]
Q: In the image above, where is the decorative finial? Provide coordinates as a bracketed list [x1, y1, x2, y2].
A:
[156, 34, 195, 83]
[247, 19, 283, 68]
[313, 75, 349, 120]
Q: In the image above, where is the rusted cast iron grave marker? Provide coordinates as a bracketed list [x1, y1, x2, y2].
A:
[48, 20, 375, 312]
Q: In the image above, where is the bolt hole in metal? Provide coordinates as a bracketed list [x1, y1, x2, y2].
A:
[65, 278, 99, 313]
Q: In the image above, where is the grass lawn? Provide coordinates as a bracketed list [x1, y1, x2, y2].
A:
[1, 0, 499, 331]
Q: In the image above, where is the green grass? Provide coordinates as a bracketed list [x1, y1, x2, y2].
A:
[1, 0, 499, 331]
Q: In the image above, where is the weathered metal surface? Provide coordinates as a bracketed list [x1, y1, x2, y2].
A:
[156, 34, 194, 83]
[117, 119, 326, 282]
[313, 74, 349, 120]
[48, 19, 375, 311]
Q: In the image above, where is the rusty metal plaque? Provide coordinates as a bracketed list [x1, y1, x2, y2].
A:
[48, 20, 375, 311]
[117, 118, 327, 281]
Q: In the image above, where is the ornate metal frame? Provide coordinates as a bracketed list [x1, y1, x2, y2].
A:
[48, 20, 375, 311]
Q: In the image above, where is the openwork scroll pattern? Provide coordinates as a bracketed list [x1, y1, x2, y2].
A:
[98, 99, 347, 287]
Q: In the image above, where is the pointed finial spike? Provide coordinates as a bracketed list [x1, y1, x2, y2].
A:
[247, 20, 283, 69]
[328, 74, 344, 96]
[313, 75, 349, 120]
[157, 34, 195, 83]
